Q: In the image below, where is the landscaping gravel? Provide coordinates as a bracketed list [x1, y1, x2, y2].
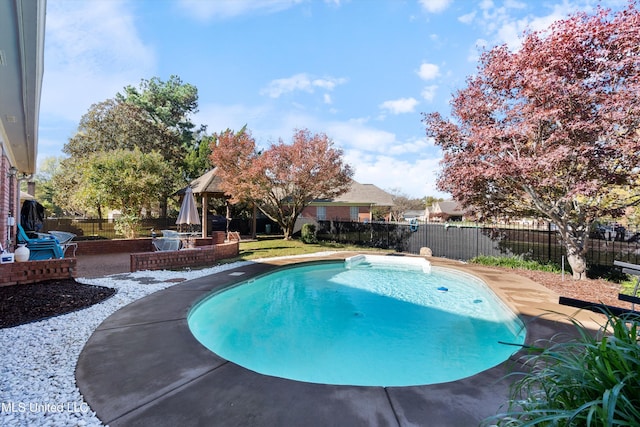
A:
[0, 262, 251, 427]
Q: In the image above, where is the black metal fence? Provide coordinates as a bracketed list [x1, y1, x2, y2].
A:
[42, 218, 178, 240]
[41, 217, 278, 240]
[317, 220, 640, 269]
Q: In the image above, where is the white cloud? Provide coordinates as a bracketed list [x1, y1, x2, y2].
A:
[458, 11, 477, 24]
[196, 102, 444, 198]
[467, 38, 488, 62]
[312, 77, 347, 91]
[471, 0, 602, 52]
[421, 85, 438, 102]
[417, 63, 440, 81]
[344, 151, 447, 198]
[328, 120, 397, 152]
[418, 0, 453, 14]
[260, 74, 347, 98]
[386, 136, 433, 155]
[42, 1, 156, 123]
[379, 98, 419, 115]
[177, 0, 303, 21]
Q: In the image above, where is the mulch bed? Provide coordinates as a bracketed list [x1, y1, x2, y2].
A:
[0, 279, 116, 329]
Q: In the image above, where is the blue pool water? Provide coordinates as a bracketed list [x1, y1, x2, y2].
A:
[188, 256, 526, 386]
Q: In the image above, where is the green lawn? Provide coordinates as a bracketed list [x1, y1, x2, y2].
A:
[220, 236, 392, 263]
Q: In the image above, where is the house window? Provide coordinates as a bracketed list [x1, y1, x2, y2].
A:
[350, 206, 359, 221]
[317, 206, 326, 220]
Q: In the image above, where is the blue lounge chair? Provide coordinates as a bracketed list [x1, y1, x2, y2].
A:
[17, 224, 64, 260]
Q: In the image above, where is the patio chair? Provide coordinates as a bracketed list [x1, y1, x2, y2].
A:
[48, 231, 78, 257]
[152, 238, 182, 251]
[161, 230, 179, 238]
[17, 224, 64, 260]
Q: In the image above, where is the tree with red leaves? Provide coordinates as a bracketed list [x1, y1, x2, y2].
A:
[424, 3, 640, 280]
[211, 127, 353, 240]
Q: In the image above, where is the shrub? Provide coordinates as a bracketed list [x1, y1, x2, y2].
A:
[114, 214, 141, 239]
[301, 223, 318, 244]
[486, 311, 640, 426]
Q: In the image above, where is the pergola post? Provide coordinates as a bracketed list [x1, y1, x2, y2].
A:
[201, 194, 209, 238]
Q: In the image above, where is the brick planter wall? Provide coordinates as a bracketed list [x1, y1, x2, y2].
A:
[0, 258, 77, 287]
[75, 237, 214, 255]
[130, 241, 239, 272]
[0, 238, 238, 286]
[211, 231, 226, 244]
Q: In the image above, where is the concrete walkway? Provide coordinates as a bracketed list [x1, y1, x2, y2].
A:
[75, 254, 602, 426]
[75, 253, 132, 278]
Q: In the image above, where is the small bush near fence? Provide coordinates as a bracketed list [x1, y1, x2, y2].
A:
[317, 220, 640, 276]
[301, 223, 318, 244]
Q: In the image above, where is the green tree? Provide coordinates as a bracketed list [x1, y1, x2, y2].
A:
[53, 157, 105, 218]
[85, 148, 177, 215]
[211, 128, 353, 240]
[118, 75, 199, 173]
[33, 156, 65, 216]
[423, 4, 640, 279]
[56, 75, 203, 218]
[183, 132, 214, 181]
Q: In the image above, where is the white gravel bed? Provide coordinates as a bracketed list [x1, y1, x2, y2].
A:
[0, 261, 253, 427]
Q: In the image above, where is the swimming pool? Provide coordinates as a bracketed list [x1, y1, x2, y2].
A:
[188, 255, 526, 386]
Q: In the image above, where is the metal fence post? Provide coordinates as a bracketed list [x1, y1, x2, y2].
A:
[548, 222, 552, 263]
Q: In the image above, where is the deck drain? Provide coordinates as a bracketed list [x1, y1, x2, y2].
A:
[228, 272, 245, 276]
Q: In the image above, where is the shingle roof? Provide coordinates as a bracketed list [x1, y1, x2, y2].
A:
[187, 171, 394, 207]
[428, 200, 465, 215]
[313, 181, 394, 206]
[189, 168, 226, 195]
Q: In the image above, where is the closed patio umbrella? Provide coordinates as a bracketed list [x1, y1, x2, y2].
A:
[176, 186, 201, 232]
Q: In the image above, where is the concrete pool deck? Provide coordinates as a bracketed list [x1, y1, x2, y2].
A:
[76, 253, 605, 426]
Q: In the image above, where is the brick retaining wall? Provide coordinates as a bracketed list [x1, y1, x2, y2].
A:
[75, 236, 216, 256]
[0, 236, 237, 286]
[130, 241, 239, 272]
[0, 258, 77, 287]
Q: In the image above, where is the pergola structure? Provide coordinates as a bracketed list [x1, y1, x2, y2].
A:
[188, 168, 228, 238]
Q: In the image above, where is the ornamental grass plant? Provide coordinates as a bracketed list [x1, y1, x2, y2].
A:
[470, 255, 562, 273]
[486, 311, 640, 426]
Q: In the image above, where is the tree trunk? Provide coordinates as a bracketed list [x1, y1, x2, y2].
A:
[566, 251, 587, 280]
[283, 222, 294, 240]
[557, 224, 589, 280]
[251, 204, 257, 240]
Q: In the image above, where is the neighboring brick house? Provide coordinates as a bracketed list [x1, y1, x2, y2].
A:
[402, 210, 427, 222]
[299, 181, 394, 223]
[425, 200, 466, 222]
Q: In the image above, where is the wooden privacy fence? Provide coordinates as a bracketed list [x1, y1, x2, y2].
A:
[316, 220, 640, 270]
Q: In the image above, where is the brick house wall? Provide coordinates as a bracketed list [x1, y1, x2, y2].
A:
[0, 153, 13, 252]
[301, 205, 371, 222]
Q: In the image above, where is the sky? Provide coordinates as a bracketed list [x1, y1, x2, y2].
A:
[38, 0, 628, 199]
